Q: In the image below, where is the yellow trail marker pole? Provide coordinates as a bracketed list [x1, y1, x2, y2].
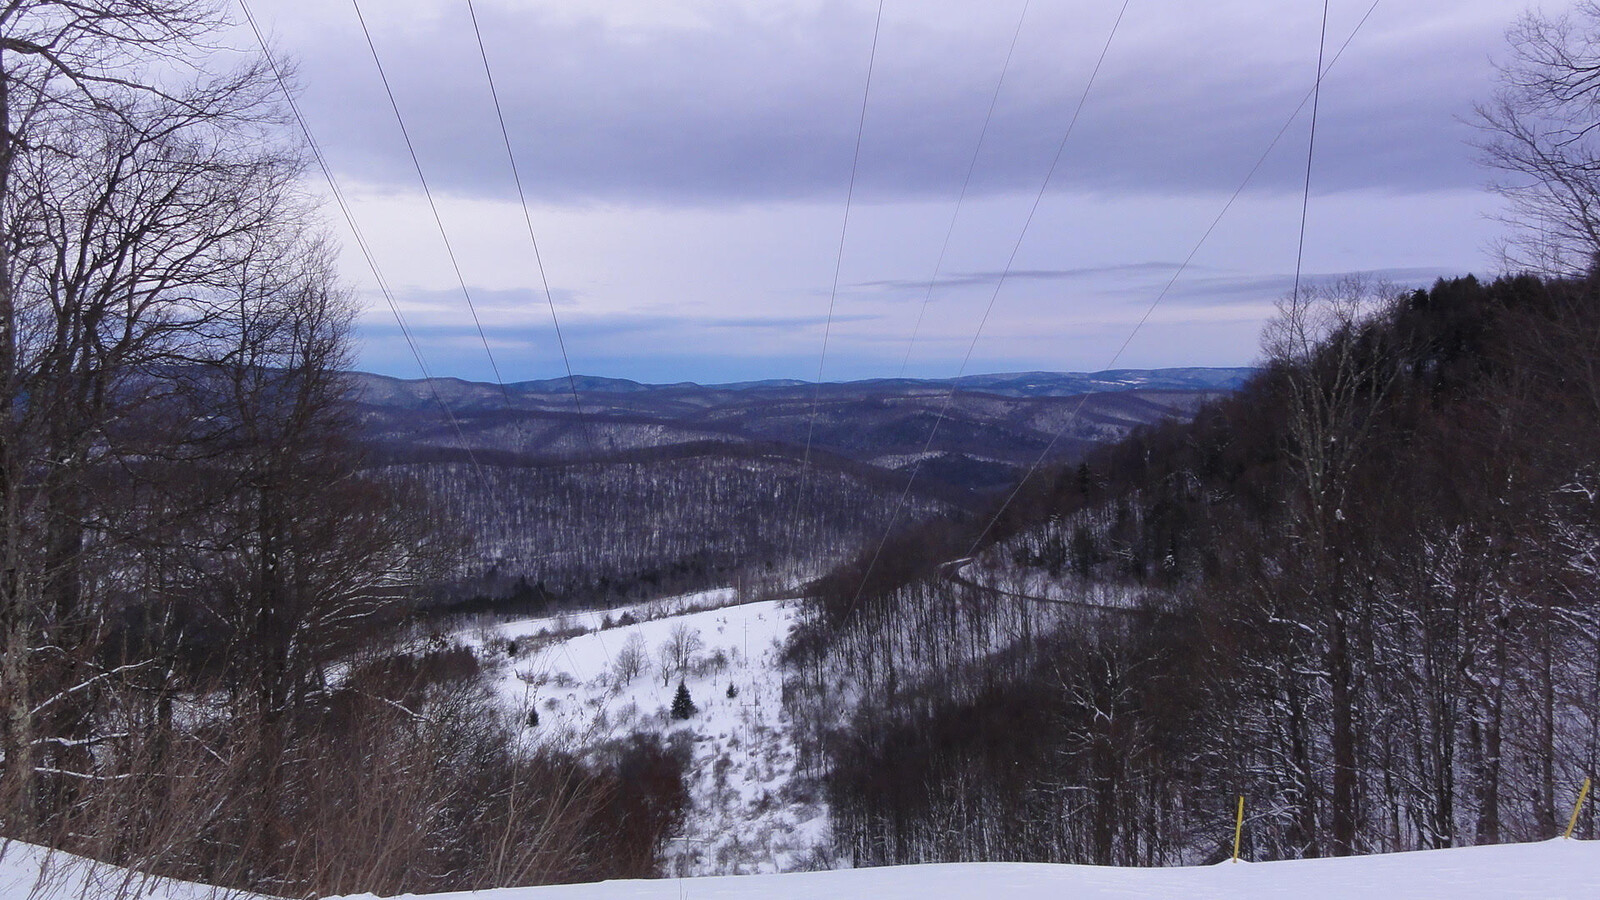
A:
[1232, 795, 1245, 862]
[1565, 777, 1591, 840]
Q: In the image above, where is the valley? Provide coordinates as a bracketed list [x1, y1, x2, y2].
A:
[356, 368, 1247, 602]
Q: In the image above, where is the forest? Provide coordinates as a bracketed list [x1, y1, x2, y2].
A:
[793, 270, 1600, 865]
[781, 5, 1600, 868]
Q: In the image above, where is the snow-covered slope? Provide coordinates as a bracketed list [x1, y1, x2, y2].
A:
[5, 838, 1596, 899]
[0, 841, 237, 900]
[467, 592, 827, 875]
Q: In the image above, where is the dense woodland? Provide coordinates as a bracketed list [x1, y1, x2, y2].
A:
[787, 4, 1600, 867]
[352, 374, 1229, 607]
[791, 271, 1600, 865]
[392, 449, 958, 606]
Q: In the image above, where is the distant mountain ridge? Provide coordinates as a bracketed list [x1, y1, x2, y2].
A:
[349, 366, 1254, 490]
[350, 367, 1253, 599]
[351, 367, 1256, 407]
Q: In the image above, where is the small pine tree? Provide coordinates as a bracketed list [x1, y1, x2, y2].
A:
[726, 682, 739, 700]
[671, 680, 697, 720]
[526, 707, 539, 728]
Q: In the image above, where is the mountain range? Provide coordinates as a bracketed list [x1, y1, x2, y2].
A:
[350, 367, 1253, 600]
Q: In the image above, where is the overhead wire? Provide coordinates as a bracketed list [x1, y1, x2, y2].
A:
[1293, 0, 1334, 305]
[896, 0, 1033, 378]
[236, 0, 494, 490]
[350, 0, 516, 405]
[961, 0, 1379, 561]
[441, 0, 619, 677]
[458, 0, 615, 674]
[788, 0, 887, 578]
[343, 0, 622, 679]
[255, 1, 616, 687]
[463, 0, 595, 455]
[840, 0, 1132, 620]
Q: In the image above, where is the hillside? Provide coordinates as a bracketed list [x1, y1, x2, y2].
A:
[350, 368, 1250, 474]
[791, 274, 1600, 867]
[354, 369, 1246, 601]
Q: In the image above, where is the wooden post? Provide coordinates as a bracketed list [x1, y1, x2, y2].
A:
[1233, 795, 1245, 862]
[1565, 777, 1591, 839]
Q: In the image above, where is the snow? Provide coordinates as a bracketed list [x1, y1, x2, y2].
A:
[334, 842, 1600, 899]
[466, 589, 744, 647]
[22, 583, 1592, 898]
[467, 592, 829, 875]
[0, 840, 238, 900]
[4, 837, 1597, 899]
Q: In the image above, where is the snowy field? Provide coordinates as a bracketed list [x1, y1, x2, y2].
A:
[466, 589, 743, 645]
[4, 837, 1597, 899]
[463, 592, 828, 875]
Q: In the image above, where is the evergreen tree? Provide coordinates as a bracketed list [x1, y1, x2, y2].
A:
[671, 681, 697, 720]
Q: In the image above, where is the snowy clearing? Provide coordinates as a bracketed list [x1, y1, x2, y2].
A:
[464, 589, 744, 646]
[464, 593, 827, 875]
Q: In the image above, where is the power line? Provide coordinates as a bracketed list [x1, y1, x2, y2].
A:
[463, 0, 595, 454]
[1293, 0, 1333, 304]
[237, 0, 492, 486]
[962, 0, 1381, 561]
[788, 0, 886, 577]
[446, 0, 616, 678]
[350, 0, 515, 404]
[897, 0, 1033, 378]
[842, 0, 1132, 619]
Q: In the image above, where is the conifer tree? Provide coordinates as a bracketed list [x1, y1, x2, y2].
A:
[671, 681, 697, 720]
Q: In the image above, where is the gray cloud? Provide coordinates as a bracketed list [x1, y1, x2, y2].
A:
[1130, 266, 1488, 305]
[264, 1, 1511, 206]
[249, 1, 1517, 384]
[854, 262, 1192, 292]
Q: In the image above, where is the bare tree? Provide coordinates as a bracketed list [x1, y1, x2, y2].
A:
[612, 633, 648, 686]
[661, 622, 703, 680]
[0, 9, 293, 824]
[1477, 3, 1600, 275]
[1259, 275, 1405, 856]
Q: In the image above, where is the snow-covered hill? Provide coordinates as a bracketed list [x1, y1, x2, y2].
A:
[463, 591, 827, 875]
[5, 837, 1597, 899]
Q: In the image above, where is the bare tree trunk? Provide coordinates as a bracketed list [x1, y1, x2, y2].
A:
[1330, 609, 1358, 855]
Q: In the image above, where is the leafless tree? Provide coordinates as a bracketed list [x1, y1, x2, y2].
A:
[1259, 275, 1405, 856]
[612, 632, 649, 686]
[0, 2, 294, 827]
[1477, 2, 1600, 275]
[661, 622, 703, 680]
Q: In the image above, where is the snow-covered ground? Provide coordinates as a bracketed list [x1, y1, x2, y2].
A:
[463, 588, 743, 646]
[0, 841, 236, 900]
[462, 591, 828, 875]
[31, 584, 1589, 899]
[5, 837, 1597, 899]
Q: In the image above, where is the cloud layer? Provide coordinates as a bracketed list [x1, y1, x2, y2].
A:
[242, 0, 1521, 383]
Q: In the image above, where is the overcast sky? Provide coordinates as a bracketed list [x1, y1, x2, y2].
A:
[239, 0, 1533, 385]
